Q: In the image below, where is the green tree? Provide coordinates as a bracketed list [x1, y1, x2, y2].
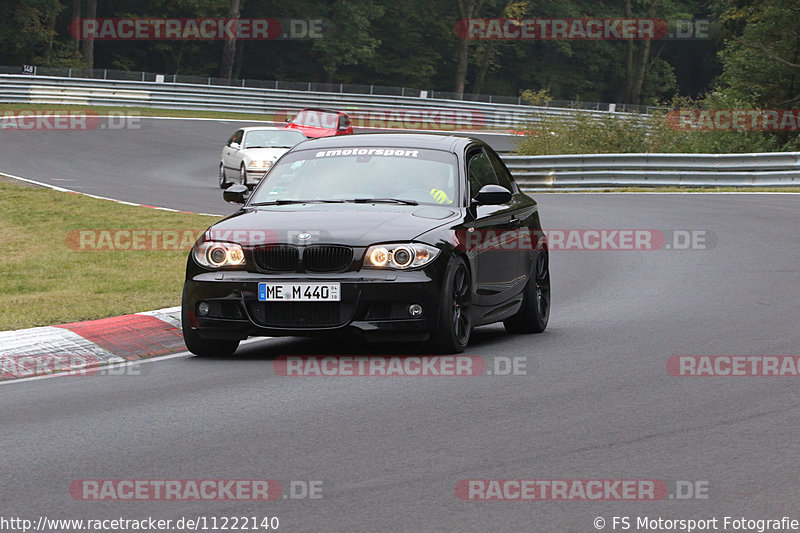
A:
[361, 0, 450, 88]
[309, 0, 384, 83]
[713, 0, 800, 108]
[0, 0, 63, 64]
[219, 0, 242, 80]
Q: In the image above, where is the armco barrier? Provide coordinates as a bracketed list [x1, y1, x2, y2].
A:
[0, 74, 644, 130]
[503, 152, 800, 187]
[0, 64, 657, 112]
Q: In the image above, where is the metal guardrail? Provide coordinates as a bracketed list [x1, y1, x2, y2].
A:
[0, 64, 659, 113]
[503, 153, 800, 187]
[0, 74, 644, 130]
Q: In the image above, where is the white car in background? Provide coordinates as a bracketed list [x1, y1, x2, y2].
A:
[219, 127, 307, 188]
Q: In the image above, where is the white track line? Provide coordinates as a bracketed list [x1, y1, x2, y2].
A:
[0, 171, 223, 216]
[0, 337, 270, 386]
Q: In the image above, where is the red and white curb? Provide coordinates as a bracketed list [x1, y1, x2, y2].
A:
[0, 307, 186, 382]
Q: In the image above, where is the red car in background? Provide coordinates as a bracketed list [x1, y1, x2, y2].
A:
[285, 108, 354, 137]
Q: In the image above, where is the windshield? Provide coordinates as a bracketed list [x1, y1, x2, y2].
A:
[249, 147, 459, 206]
[243, 130, 306, 149]
[290, 110, 340, 129]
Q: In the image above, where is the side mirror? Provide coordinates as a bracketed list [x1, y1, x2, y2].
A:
[472, 184, 511, 206]
[223, 184, 249, 204]
[229, 142, 241, 150]
[285, 117, 292, 123]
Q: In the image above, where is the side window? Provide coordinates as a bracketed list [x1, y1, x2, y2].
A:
[486, 149, 517, 192]
[229, 130, 243, 147]
[467, 149, 498, 197]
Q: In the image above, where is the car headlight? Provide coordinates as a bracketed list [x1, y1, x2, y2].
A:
[192, 241, 246, 268]
[363, 243, 440, 269]
[247, 160, 273, 170]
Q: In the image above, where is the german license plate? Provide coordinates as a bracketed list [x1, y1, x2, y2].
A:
[258, 283, 341, 301]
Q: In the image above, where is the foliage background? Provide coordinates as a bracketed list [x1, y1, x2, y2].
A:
[1, 0, 798, 152]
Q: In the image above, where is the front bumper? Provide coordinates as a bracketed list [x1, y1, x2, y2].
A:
[244, 168, 269, 183]
[183, 267, 445, 342]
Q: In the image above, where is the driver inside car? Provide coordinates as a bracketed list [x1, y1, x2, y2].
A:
[428, 165, 454, 205]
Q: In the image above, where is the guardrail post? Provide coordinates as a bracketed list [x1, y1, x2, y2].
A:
[103, 69, 107, 79]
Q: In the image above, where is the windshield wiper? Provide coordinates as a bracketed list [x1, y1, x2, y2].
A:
[248, 199, 346, 206]
[349, 198, 419, 205]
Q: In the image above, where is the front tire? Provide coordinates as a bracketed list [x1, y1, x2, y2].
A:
[181, 288, 240, 357]
[430, 256, 472, 353]
[504, 249, 550, 334]
[219, 164, 231, 189]
[239, 165, 249, 187]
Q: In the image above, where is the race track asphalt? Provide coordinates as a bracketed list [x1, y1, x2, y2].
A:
[0, 117, 521, 215]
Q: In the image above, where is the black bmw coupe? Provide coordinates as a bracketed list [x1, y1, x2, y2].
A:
[182, 133, 550, 355]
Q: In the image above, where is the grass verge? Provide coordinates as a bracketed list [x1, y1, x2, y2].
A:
[0, 103, 278, 122]
[0, 179, 218, 331]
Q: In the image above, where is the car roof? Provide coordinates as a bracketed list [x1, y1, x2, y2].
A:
[292, 132, 477, 153]
[239, 127, 305, 133]
[297, 107, 347, 115]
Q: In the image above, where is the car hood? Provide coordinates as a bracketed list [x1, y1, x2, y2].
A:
[206, 204, 460, 247]
[242, 147, 291, 159]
